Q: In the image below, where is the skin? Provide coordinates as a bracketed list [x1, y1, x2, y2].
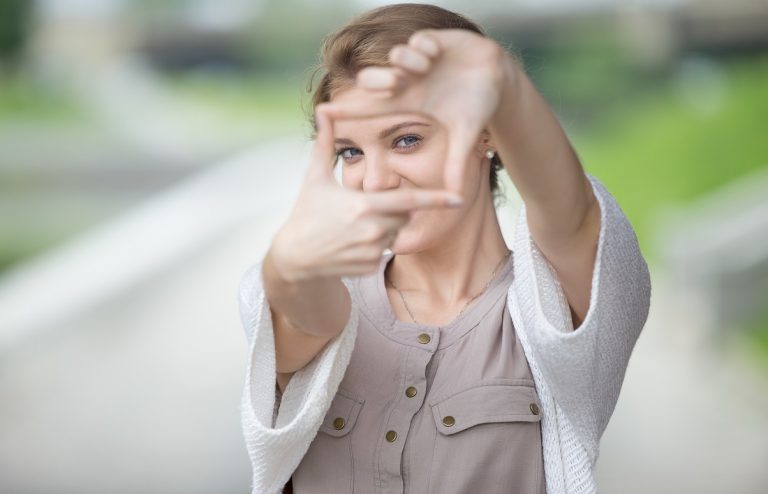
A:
[265, 28, 601, 394]
[325, 29, 600, 329]
[330, 105, 511, 326]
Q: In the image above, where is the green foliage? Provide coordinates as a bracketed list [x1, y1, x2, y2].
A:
[162, 70, 314, 131]
[736, 302, 768, 370]
[751, 322, 768, 363]
[566, 55, 768, 366]
[239, 0, 356, 72]
[571, 56, 768, 259]
[0, 0, 31, 62]
[0, 76, 85, 121]
[524, 21, 640, 115]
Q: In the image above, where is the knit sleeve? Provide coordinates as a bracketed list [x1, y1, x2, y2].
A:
[237, 260, 360, 494]
[508, 171, 651, 462]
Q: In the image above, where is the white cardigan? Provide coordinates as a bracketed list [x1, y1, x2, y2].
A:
[238, 172, 652, 494]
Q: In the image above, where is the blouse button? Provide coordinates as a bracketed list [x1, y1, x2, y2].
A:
[442, 415, 455, 427]
[405, 386, 418, 398]
[385, 430, 398, 442]
[529, 403, 540, 415]
[417, 333, 431, 344]
[333, 417, 346, 430]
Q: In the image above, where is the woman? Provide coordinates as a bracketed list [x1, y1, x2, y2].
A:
[238, 4, 651, 494]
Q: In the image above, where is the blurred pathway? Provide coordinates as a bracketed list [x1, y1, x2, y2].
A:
[0, 139, 306, 493]
[595, 265, 768, 493]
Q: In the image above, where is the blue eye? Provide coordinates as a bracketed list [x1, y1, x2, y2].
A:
[395, 135, 422, 149]
[336, 134, 422, 163]
[337, 147, 363, 160]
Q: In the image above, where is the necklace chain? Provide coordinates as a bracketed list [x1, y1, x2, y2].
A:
[385, 250, 511, 325]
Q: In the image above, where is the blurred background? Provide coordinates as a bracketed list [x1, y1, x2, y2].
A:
[0, 0, 766, 492]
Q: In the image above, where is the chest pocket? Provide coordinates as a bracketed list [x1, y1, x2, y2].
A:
[430, 379, 541, 434]
[291, 388, 364, 494]
[426, 379, 546, 494]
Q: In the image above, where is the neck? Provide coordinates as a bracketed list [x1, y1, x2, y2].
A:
[386, 192, 510, 308]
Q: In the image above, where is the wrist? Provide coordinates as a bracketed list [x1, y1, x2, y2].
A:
[489, 52, 523, 132]
[265, 231, 308, 285]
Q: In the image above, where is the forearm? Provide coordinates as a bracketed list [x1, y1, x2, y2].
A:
[262, 246, 351, 339]
[489, 54, 601, 327]
[489, 55, 596, 238]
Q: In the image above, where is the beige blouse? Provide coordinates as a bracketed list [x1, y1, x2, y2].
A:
[278, 249, 546, 494]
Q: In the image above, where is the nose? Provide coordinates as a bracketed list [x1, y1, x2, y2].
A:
[362, 152, 400, 192]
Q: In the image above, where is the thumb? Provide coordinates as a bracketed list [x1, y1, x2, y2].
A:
[306, 104, 339, 183]
[443, 123, 480, 194]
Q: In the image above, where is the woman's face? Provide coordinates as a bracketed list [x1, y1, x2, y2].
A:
[329, 86, 489, 254]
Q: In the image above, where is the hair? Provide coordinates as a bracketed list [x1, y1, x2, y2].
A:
[304, 3, 506, 204]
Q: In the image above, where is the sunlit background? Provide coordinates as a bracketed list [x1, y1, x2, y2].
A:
[0, 0, 766, 492]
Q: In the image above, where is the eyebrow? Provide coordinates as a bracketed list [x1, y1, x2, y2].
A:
[334, 121, 431, 146]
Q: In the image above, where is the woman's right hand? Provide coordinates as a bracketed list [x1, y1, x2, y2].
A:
[268, 105, 464, 282]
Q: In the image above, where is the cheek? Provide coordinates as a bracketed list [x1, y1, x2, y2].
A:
[415, 155, 445, 184]
[341, 165, 365, 189]
[405, 206, 462, 234]
[390, 147, 444, 181]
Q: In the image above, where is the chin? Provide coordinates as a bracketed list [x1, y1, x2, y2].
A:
[390, 229, 436, 255]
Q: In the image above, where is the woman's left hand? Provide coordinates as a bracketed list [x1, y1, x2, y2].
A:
[320, 29, 517, 194]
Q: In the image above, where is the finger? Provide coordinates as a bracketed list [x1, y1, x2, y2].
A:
[382, 228, 400, 248]
[389, 45, 431, 75]
[443, 123, 483, 194]
[408, 31, 441, 58]
[357, 66, 407, 92]
[371, 89, 396, 99]
[363, 188, 463, 214]
[376, 213, 411, 239]
[330, 245, 388, 266]
[322, 96, 421, 123]
[306, 104, 337, 181]
[352, 214, 409, 247]
[360, 88, 397, 100]
[379, 227, 402, 251]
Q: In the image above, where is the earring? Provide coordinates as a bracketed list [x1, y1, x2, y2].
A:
[485, 149, 496, 159]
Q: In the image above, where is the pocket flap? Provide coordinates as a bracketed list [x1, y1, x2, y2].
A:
[430, 381, 541, 435]
[319, 388, 365, 438]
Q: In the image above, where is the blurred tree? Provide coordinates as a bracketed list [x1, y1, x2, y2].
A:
[0, 0, 32, 73]
[241, 0, 358, 72]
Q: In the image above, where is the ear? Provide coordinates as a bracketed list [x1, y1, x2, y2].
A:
[475, 128, 498, 156]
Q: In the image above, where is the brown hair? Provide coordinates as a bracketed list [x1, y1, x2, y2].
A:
[305, 3, 505, 201]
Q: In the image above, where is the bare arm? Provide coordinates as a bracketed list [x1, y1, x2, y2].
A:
[260, 105, 461, 393]
[490, 55, 601, 329]
[262, 246, 352, 393]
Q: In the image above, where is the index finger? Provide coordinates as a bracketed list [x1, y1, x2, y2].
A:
[363, 188, 463, 214]
[321, 87, 422, 122]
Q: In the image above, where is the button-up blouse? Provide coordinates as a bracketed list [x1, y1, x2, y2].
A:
[241, 173, 653, 494]
[281, 250, 546, 494]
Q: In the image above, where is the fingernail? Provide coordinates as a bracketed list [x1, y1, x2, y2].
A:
[447, 195, 464, 206]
